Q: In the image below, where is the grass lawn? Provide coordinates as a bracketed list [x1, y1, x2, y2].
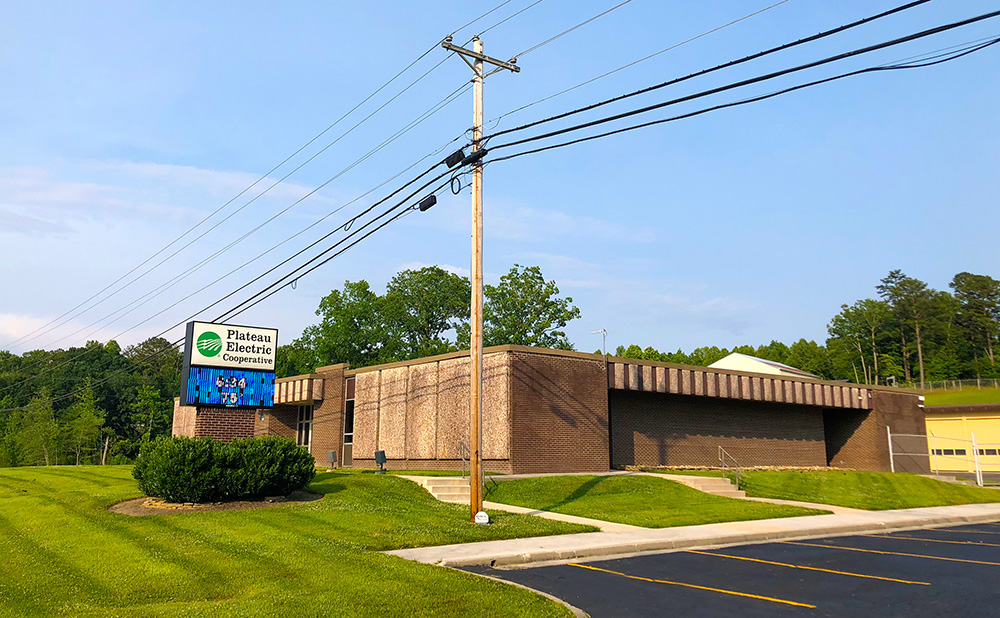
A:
[485, 475, 826, 528]
[924, 387, 1000, 407]
[0, 466, 592, 617]
[735, 469, 1000, 510]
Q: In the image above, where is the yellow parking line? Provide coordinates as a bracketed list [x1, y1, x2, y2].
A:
[567, 563, 816, 608]
[686, 550, 929, 585]
[783, 541, 1000, 566]
[922, 528, 1000, 536]
[860, 534, 1000, 548]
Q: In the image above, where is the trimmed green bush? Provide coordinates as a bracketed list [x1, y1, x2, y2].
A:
[132, 436, 316, 503]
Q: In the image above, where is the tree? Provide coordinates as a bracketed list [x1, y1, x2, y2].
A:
[65, 380, 104, 465]
[785, 339, 832, 379]
[951, 272, 1000, 368]
[275, 342, 318, 378]
[461, 265, 581, 349]
[17, 391, 59, 466]
[298, 280, 401, 368]
[878, 270, 934, 389]
[385, 266, 470, 359]
[827, 299, 890, 384]
[131, 384, 169, 444]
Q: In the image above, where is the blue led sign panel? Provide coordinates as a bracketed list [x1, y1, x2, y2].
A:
[182, 367, 275, 408]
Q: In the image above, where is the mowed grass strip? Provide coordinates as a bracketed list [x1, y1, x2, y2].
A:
[0, 467, 592, 618]
[924, 387, 1000, 407]
[485, 475, 826, 528]
[737, 470, 1000, 510]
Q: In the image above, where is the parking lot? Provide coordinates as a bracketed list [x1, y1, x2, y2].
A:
[464, 523, 1000, 617]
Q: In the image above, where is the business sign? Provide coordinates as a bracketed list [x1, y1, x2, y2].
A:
[181, 321, 278, 409]
[188, 321, 277, 371]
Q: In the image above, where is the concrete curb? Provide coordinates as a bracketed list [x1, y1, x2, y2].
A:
[387, 505, 1000, 569]
[453, 567, 590, 618]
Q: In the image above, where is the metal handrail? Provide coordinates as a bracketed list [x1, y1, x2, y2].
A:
[458, 440, 470, 479]
[718, 446, 743, 489]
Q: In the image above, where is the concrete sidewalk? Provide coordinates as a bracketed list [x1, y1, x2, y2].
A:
[387, 502, 1000, 569]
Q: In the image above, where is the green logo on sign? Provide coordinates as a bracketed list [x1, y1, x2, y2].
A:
[197, 331, 223, 357]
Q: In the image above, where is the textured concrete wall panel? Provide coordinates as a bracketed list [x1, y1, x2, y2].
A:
[482, 353, 511, 459]
[378, 367, 408, 458]
[406, 363, 438, 459]
[437, 357, 470, 459]
[353, 371, 380, 457]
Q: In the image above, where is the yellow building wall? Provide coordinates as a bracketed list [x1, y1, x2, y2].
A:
[925, 411, 1000, 472]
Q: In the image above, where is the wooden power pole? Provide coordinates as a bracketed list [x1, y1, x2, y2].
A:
[441, 36, 519, 522]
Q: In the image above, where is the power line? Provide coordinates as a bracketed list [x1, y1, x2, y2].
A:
[1, 0, 519, 353]
[12, 57, 463, 356]
[0, 168, 465, 411]
[489, 0, 792, 126]
[513, 0, 634, 59]
[2, 43, 445, 353]
[477, 0, 546, 39]
[488, 36, 1000, 165]
[35, 82, 472, 353]
[485, 0, 934, 142]
[486, 8, 1000, 154]
[1, 134, 469, 397]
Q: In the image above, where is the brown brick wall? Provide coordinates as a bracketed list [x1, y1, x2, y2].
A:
[193, 408, 256, 442]
[256, 405, 297, 440]
[310, 364, 346, 467]
[509, 352, 609, 474]
[873, 390, 929, 474]
[609, 391, 827, 468]
[823, 408, 881, 470]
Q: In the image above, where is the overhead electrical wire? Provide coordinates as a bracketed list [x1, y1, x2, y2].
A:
[486, 35, 1000, 165]
[1, 133, 471, 397]
[484, 8, 1000, 155]
[476, 0, 546, 39]
[484, 0, 934, 142]
[0, 166, 468, 411]
[36, 82, 472, 352]
[513, 0, 634, 59]
[1, 0, 517, 353]
[488, 0, 792, 126]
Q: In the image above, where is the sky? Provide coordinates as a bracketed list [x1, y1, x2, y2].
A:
[1, 0, 998, 358]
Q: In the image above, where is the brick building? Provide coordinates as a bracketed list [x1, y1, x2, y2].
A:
[172, 345, 929, 474]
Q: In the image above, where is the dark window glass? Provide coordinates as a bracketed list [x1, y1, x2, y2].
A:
[346, 377, 356, 400]
[943, 449, 955, 456]
[955, 449, 967, 456]
[988, 449, 999, 456]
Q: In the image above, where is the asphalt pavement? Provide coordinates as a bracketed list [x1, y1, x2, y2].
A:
[464, 523, 1000, 617]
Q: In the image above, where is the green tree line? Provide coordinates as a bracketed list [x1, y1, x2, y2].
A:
[0, 338, 180, 467]
[613, 270, 1000, 388]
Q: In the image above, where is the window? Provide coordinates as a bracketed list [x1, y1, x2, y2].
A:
[943, 449, 955, 456]
[344, 399, 355, 445]
[297, 404, 313, 449]
[955, 449, 967, 456]
[933, 449, 943, 455]
[978, 449, 998, 456]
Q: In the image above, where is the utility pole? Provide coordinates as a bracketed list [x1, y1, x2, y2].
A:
[442, 36, 519, 522]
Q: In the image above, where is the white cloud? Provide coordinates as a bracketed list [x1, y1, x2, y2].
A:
[397, 261, 471, 277]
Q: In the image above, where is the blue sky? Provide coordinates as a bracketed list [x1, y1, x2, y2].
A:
[1, 0, 998, 356]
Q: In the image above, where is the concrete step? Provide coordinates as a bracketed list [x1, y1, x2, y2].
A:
[423, 477, 472, 487]
[711, 490, 747, 498]
[432, 487, 471, 497]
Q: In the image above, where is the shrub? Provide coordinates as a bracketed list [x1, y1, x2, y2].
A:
[132, 436, 315, 503]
